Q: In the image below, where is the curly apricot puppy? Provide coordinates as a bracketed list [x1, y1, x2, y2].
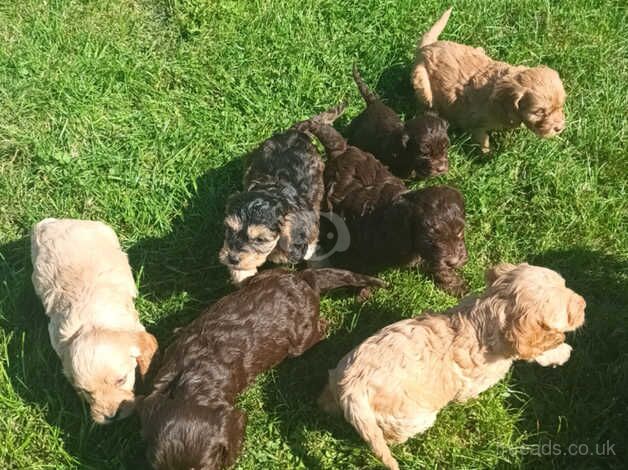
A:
[296, 117, 468, 296]
[412, 8, 566, 153]
[347, 64, 450, 178]
[139, 268, 384, 470]
[320, 263, 586, 470]
[220, 106, 345, 284]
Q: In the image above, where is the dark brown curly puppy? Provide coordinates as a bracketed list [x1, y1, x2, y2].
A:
[139, 268, 385, 470]
[220, 106, 344, 284]
[296, 118, 468, 296]
[346, 65, 450, 179]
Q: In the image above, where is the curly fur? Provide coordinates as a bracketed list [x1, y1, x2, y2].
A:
[412, 8, 566, 153]
[30, 218, 158, 424]
[139, 268, 385, 470]
[347, 65, 450, 178]
[296, 118, 467, 296]
[320, 263, 586, 470]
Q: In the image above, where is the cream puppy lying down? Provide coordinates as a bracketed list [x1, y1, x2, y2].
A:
[31, 218, 158, 423]
[319, 263, 586, 470]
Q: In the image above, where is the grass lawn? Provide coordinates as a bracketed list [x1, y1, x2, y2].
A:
[0, 0, 626, 468]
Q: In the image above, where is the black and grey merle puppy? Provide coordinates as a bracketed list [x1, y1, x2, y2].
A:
[220, 106, 345, 284]
[346, 65, 450, 179]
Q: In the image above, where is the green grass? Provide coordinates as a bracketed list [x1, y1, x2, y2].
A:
[0, 0, 626, 468]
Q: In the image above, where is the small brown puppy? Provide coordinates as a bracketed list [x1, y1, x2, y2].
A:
[412, 8, 566, 153]
[347, 65, 450, 178]
[320, 263, 586, 470]
[139, 268, 385, 470]
[296, 117, 468, 296]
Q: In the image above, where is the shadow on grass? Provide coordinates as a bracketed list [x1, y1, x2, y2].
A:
[127, 158, 243, 337]
[0, 157, 246, 468]
[259, 300, 405, 469]
[509, 248, 627, 469]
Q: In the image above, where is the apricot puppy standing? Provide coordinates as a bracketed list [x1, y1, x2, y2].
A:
[412, 8, 566, 153]
[320, 263, 586, 470]
[31, 218, 157, 423]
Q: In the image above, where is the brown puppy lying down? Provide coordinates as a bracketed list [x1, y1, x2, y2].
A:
[319, 263, 586, 470]
[412, 8, 566, 153]
[139, 268, 384, 470]
[296, 117, 468, 296]
[346, 65, 450, 178]
[31, 218, 158, 423]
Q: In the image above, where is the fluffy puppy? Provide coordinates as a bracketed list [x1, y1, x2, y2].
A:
[139, 268, 385, 470]
[347, 65, 450, 178]
[30, 218, 158, 423]
[412, 8, 566, 153]
[296, 118, 467, 296]
[220, 107, 344, 284]
[319, 263, 586, 470]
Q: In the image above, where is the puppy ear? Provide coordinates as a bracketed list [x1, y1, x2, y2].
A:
[485, 263, 518, 286]
[130, 331, 158, 377]
[504, 305, 565, 360]
[567, 293, 586, 325]
[494, 79, 526, 120]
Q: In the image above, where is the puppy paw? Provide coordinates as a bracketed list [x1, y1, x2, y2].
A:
[534, 343, 572, 367]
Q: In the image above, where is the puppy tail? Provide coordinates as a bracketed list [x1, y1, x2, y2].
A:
[343, 392, 400, 470]
[420, 7, 452, 47]
[352, 64, 378, 104]
[302, 268, 386, 295]
[293, 109, 348, 159]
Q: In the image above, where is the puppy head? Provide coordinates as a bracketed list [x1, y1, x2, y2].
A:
[500, 67, 566, 138]
[66, 329, 158, 423]
[486, 263, 586, 359]
[405, 186, 467, 269]
[220, 191, 285, 271]
[141, 396, 246, 470]
[402, 113, 450, 177]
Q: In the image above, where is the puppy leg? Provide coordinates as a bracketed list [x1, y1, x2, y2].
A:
[411, 60, 433, 108]
[472, 129, 490, 154]
[534, 343, 572, 367]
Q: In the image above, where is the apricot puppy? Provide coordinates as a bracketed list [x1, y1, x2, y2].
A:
[412, 8, 566, 153]
[320, 263, 585, 470]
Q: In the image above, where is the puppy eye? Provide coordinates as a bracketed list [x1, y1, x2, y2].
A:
[115, 377, 126, 386]
[254, 237, 267, 243]
[534, 108, 546, 117]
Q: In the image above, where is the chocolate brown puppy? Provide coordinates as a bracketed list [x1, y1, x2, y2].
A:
[139, 268, 385, 470]
[296, 117, 468, 296]
[347, 65, 449, 178]
[412, 8, 566, 153]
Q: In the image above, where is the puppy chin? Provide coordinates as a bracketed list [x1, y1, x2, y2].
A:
[230, 268, 257, 284]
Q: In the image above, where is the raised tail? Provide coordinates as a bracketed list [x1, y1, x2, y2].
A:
[352, 64, 378, 104]
[301, 268, 386, 294]
[420, 7, 452, 47]
[342, 391, 400, 470]
[293, 105, 349, 159]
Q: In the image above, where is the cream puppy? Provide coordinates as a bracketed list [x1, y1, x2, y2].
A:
[319, 263, 586, 469]
[31, 218, 157, 423]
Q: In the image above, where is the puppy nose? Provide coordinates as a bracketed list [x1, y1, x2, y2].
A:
[445, 256, 460, 268]
[433, 162, 448, 174]
[228, 254, 240, 265]
[105, 409, 121, 421]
